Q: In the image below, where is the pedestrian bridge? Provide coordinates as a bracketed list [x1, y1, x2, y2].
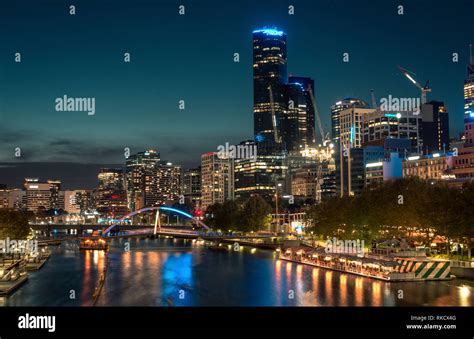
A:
[103, 206, 210, 236]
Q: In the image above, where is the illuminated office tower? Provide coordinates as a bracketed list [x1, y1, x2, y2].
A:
[125, 150, 161, 210]
[155, 161, 181, 205]
[335, 107, 373, 197]
[331, 98, 369, 145]
[234, 151, 288, 202]
[253, 28, 287, 145]
[200, 152, 234, 212]
[361, 110, 423, 155]
[421, 101, 449, 153]
[24, 179, 50, 213]
[48, 180, 62, 210]
[97, 168, 128, 218]
[22, 178, 63, 213]
[0, 188, 24, 210]
[464, 45, 474, 147]
[283, 77, 316, 152]
[182, 167, 201, 208]
[339, 107, 375, 149]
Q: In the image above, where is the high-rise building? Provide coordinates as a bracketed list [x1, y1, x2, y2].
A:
[421, 101, 449, 153]
[283, 77, 316, 152]
[182, 167, 201, 208]
[24, 178, 52, 213]
[155, 161, 181, 205]
[201, 152, 234, 211]
[125, 150, 161, 210]
[64, 190, 94, 214]
[64, 190, 81, 214]
[331, 98, 369, 145]
[335, 148, 366, 196]
[361, 110, 423, 155]
[97, 168, 128, 218]
[253, 28, 287, 144]
[463, 45, 474, 147]
[0, 188, 25, 210]
[234, 151, 288, 202]
[339, 107, 375, 149]
[48, 180, 62, 210]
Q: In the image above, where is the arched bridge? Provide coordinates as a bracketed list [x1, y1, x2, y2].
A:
[103, 206, 210, 236]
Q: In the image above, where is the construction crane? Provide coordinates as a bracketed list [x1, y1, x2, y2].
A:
[307, 85, 330, 146]
[398, 66, 431, 104]
[268, 85, 282, 143]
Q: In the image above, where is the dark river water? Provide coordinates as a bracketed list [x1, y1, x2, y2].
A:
[3, 238, 473, 306]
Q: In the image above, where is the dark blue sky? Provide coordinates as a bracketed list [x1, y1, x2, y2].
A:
[0, 0, 473, 188]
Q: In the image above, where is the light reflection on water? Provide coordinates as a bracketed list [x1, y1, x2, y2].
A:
[3, 238, 474, 307]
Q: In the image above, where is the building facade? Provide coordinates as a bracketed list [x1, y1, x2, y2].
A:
[283, 76, 316, 152]
[125, 150, 161, 210]
[403, 153, 453, 181]
[96, 168, 128, 219]
[331, 98, 369, 145]
[421, 101, 449, 153]
[23, 178, 63, 213]
[182, 167, 201, 209]
[155, 162, 181, 205]
[201, 152, 234, 211]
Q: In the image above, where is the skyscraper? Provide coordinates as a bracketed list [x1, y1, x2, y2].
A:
[155, 161, 181, 205]
[182, 167, 201, 208]
[361, 109, 423, 155]
[464, 45, 474, 147]
[253, 28, 287, 145]
[331, 98, 369, 145]
[283, 76, 316, 152]
[48, 180, 62, 210]
[96, 168, 128, 218]
[125, 150, 161, 210]
[421, 101, 450, 153]
[23, 178, 63, 213]
[201, 152, 234, 211]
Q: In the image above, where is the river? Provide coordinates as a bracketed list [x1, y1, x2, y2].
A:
[3, 238, 473, 306]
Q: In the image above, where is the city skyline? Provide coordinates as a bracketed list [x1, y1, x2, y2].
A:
[1, 0, 473, 189]
[0, 2, 473, 322]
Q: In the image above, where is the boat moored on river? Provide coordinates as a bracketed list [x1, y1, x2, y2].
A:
[79, 231, 109, 251]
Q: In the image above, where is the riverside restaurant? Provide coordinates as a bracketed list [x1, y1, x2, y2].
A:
[279, 246, 442, 281]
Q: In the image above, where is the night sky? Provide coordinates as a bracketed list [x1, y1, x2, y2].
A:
[0, 0, 473, 189]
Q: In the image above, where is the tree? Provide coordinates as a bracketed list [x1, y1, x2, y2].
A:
[241, 195, 272, 232]
[204, 200, 241, 231]
[0, 210, 30, 239]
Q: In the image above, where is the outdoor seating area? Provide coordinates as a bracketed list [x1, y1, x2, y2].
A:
[280, 246, 400, 281]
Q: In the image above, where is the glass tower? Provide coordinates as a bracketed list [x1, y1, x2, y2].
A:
[464, 45, 474, 147]
[253, 28, 287, 145]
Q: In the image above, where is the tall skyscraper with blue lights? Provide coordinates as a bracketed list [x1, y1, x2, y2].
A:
[253, 28, 287, 146]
